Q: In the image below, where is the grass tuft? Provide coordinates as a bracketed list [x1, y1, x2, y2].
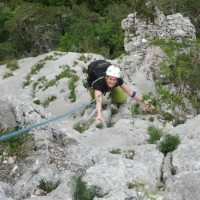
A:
[148, 126, 162, 144]
[0, 127, 34, 159]
[73, 122, 89, 133]
[38, 179, 61, 194]
[6, 60, 19, 71]
[110, 149, 121, 154]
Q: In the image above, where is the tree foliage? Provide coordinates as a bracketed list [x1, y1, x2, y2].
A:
[59, 17, 124, 58]
[0, 0, 200, 62]
[0, 6, 15, 42]
[148, 39, 200, 119]
[156, 40, 200, 93]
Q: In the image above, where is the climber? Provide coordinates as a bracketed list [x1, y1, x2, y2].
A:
[86, 60, 152, 123]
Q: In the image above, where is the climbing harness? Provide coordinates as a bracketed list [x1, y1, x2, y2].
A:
[0, 99, 95, 142]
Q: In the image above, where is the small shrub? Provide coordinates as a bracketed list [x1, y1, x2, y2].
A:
[162, 111, 175, 121]
[73, 122, 89, 133]
[31, 51, 39, 57]
[0, 128, 34, 159]
[42, 95, 57, 108]
[30, 62, 45, 75]
[33, 98, 41, 105]
[127, 179, 147, 200]
[173, 118, 186, 127]
[96, 123, 104, 129]
[148, 116, 155, 122]
[130, 103, 141, 116]
[42, 67, 78, 91]
[110, 149, 121, 154]
[6, 60, 19, 71]
[32, 76, 47, 93]
[127, 179, 146, 189]
[23, 74, 32, 87]
[106, 120, 114, 128]
[79, 109, 85, 117]
[69, 75, 79, 102]
[79, 54, 89, 62]
[71, 172, 103, 200]
[148, 126, 162, 144]
[82, 67, 87, 73]
[43, 55, 54, 61]
[53, 51, 63, 56]
[38, 179, 61, 194]
[111, 106, 118, 116]
[127, 179, 159, 199]
[43, 79, 57, 90]
[73, 60, 78, 66]
[55, 67, 71, 80]
[3, 71, 13, 79]
[158, 134, 180, 155]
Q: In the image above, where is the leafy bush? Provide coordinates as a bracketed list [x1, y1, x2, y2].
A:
[158, 134, 180, 155]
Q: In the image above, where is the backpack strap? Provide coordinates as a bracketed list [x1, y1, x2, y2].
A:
[91, 76, 104, 88]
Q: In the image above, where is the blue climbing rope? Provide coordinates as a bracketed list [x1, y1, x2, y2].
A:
[0, 99, 95, 142]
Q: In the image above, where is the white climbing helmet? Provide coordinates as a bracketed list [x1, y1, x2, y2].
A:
[106, 65, 121, 78]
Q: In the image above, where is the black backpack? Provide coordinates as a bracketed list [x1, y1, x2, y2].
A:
[86, 60, 112, 88]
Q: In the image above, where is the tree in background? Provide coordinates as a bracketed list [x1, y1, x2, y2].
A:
[0, 5, 15, 61]
[0, 0, 200, 62]
[151, 39, 200, 114]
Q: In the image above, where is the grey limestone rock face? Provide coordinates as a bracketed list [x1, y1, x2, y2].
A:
[0, 7, 199, 200]
[122, 7, 196, 54]
[0, 97, 18, 130]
